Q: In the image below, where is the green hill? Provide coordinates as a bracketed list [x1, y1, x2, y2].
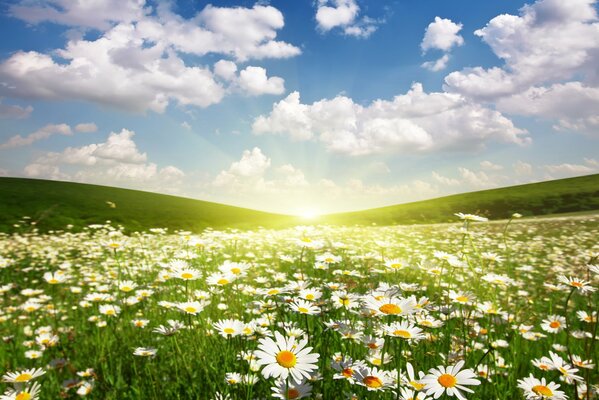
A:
[319, 174, 599, 226]
[0, 178, 299, 233]
[1, 174, 598, 233]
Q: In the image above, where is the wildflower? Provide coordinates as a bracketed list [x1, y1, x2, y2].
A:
[353, 366, 394, 391]
[133, 347, 157, 357]
[383, 321, 425, 342]
[557, 275, 596, 293]
[2, 368, 45, 385]
[175, 301, 204, 315]
[0, 382, 41, 400]
[454, 213, 488, 222]
[540, 315, 566, 333]
[271, 378, 312, 399]
[364, 296, 416, 317]
[289, 300, 321, 315]
[517, 375, 567, 399]
[213, 319, 244, 337]
[421, 361, 480, 399]
[98, 304, 121, 317]
[254, 331, 319, 383]
[43, 272, 68, 284]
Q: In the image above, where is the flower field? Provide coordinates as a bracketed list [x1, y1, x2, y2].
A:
[0, 213, 597, 399]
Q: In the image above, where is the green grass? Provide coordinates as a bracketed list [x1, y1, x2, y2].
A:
[1, 174, 599, 233]
[0, 177, 299, 233]
[320, 174, 599, 226]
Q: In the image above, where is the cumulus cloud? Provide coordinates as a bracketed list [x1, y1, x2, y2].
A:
[0, 100, 33, 119]
[0, 123, 86, 149]
[421, 17, 464, 53]
[0, 3, 297, 112]
[480, 160, 504, 171]
[253, 83, 529, 155]
[513, 161, 534, 176]
[543, 159, 599, 177]
[315, 0, 381, 38]
[444, 0, 599, 99]
[23, 127, 185, 194]
[422, 54, 450, 72]
[75, 123, 98, 133]
[9, 0, 150, 30]
[420, 17, 463, 72]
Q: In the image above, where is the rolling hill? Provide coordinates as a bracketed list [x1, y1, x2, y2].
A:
[319, 173, 599, 226]
[1, 174, 598, 233]
[0, 178, 299, 233]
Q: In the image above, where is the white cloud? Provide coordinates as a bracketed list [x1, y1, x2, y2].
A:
[315, 0, 381, 38]
[214, 147, 271, 187]
[445, 0, 599, 99]
[214, 60, 238, 81]
[23, 128, 184, 194]
[0, 100, 32, 119]
[421, 17, 464, 52]
[543, 159, 599, 176]
[513, 161, 533, 176]
[458, 167, 496, 189]
[0, 3, 299, 112]
[75, 123, 98, 133]
[181, 121, 191, 130]
[238, 66, 285, 96]
[422, 54, 450, 72]
[9, 0, 150, 30]
[432, 171, 460, 186]
[480, 160, 504, 171]
[496, 82, 599, 135]
[253, 84, 529, 155]
[0, 123, 72, 149]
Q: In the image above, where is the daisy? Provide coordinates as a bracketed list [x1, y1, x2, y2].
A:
[384, 258, 408, 271]
[454, 213, 488, 222]
[331, 292, 361, 310]
[175, 301, 204, 315]
[352, 366, 394, 391]
[117, 280, 137, 292]
[517, 375, 567, 399]
[383, 321, 425, 342]
[206, 272, 236, 287]
[448, 290, 475, 306]
[0, 382, 41, 400]
[170, 266, 202, 281]
[364, 295, 416, 317]
[43, 272, 68, 284]
[298, 288, 322, 301]
[421, 361, 480, 400]
[289, 300, 321, 315]
[2, 368, 45, 385]
[271, 378, 312, 399]
[219, 261, 250, 277]
[254, 331, 319, 384]
[541, 315, 566, 333]
[557, 275, 596, 293]
[98, 304, 121, 317]
[213, 319, 244, 337]
[402, 362, 426, 392]
[133, 347, 157, 357]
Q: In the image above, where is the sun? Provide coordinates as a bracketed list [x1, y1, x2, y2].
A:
[297, 209, 320, 219]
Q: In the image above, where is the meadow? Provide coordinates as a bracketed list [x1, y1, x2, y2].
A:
[0, 212, 597, 399]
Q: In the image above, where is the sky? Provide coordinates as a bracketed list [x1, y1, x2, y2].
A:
[0, 0, 598, 216]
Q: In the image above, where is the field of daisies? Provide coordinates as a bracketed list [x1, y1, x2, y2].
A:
[0, 212, 597, 400]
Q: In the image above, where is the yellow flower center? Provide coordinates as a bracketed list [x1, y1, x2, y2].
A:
[340, 298, 350, 306]
[287, 388, 300, 399]
[298, 307, 310, 313]
[242, 327, 252, 335]
[379, 303, 402, 315]
[363, 375, 383, 388]
[268, 289, 279, 295]
[181, 273, 193, 279]
[15, 373, 32, 382]
[121, 286, 132, 292]
[532, 385, 553, 397]
[301, 237, 312, 243]
[570, 281, 583, 288]
[549, 321, 561, 329]
[16, 393, 31, 400]
[372, 358, 382, 366]
[325, 258, 334, 263]
[276, 350, 297, 368]
[342, 368, 353, 378]
[455, 295, 469, 303]
[184, 306, 197, 313]
[438, 374, 457, 388]
[105, 309, 115, 316]
[305, 294, 315, 300]
[393, 329, 411, 338]
[367, 343, 379, 349]
[231, 268, 241, 274]
[48, 279, 59, 284]
[410, 380, 425, 390]
[223, 328, 235, 334]
[390, 263, 402, 269]
[217, 278, 229, 285]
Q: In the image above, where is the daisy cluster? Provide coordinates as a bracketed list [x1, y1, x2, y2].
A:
[0, 213, 597, 399]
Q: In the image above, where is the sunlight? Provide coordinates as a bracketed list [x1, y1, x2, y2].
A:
[297, 208, 321, 219]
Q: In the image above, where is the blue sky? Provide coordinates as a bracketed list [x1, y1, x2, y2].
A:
[0, 0, 598, 215]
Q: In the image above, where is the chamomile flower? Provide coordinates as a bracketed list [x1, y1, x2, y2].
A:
[98, 304, 121, 317]
[2, 368, 45, 385]
[421, 361, 480, 400]
[353, 366, 394, 391]
[254, 331, 319, 384]
[289, 299, 321, 315]
[517, 375, 567, 399]
[271, 378, 312, 399]
[175, 301, 204, 315]
[0, 382, 41, 400]
[213, 319, 244, 337]
[541, 315, 566, 333]
[364, 296, 416, 317]
[133, 347, 157, 357]
[383, 321, 425, 342]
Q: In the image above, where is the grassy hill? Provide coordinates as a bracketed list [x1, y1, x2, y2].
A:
[0, 178, 299, 233]
[1, 174, 598, 233]
[319, 174, 599, 226]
